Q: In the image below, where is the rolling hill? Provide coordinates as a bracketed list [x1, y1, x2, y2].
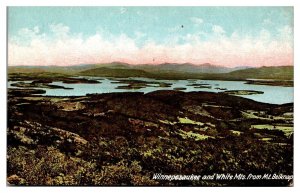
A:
[225, 66, 293, 80]
[8, 65, 96, 75]
[132, 63, 234, 73]
[8, 62, 240, 75]
[79, 67, 153, 78]
[8, 63, 293, 80]
[78, 65, 293, 80]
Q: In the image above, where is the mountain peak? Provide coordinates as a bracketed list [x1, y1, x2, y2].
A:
[200, 63, 214, 67]
[110, 61, 130, 65]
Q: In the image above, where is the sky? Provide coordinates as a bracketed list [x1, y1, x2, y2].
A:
[8, 6, 293, 67]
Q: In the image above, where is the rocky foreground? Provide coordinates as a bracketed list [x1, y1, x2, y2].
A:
[7, 89, 293, 186]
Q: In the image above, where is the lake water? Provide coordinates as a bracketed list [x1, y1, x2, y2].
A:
[8, 77, 293, 104]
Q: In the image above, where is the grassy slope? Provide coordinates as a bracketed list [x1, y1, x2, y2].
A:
[7, 90, 293, 186]
[79, 66, 294, 80]
[225, 66, 293, 80]
[8, 65, 294, 80]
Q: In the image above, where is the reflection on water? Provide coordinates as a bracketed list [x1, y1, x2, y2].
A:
[8, 77, 293, 104]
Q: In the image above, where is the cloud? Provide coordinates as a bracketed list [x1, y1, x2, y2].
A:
[262, 18, 273, 26]
[259, 29, 271, 41]
[8, 23, 293, 67]
[49, 23, 70, 38]
[167, 26, 181, 33]
[13, 26, 45, 44]
[212, 25, 226, 35]
[120, 7, 127, 14]
[134, 31, 146, 40]
[278, 25, 293, 41]
[190, 17, 203, 25]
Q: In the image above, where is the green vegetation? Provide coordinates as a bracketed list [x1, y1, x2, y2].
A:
[8, 72, 100, 84]
[7, 61, 294, 186]
[223, 90, 264, 96]
[10, 81, 73, 90]
[246, 80, 293, 87]
[173, 87, 186, 91]
[79, 67, 153, 78]
[177, 117, 204, 126]
[226, 66, 293, 80]
[251, 124, 293, 137]
[79, 65, 294, 82]
[9, 64, 293, 82]
[230, 130, 243, 136]
[177, 130, 213, 141]
[7, 77, 293, 186]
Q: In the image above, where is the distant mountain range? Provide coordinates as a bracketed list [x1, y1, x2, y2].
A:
[8, 62, 293, 80]
[86, 62, 252, 73]
[8, 62, 251, 74]
[133, 63, 253, 74]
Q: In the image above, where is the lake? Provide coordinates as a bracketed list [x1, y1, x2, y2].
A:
[8, 77, 293, 104]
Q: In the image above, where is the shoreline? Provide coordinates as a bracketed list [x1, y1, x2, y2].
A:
[7, 89, 293, 186]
